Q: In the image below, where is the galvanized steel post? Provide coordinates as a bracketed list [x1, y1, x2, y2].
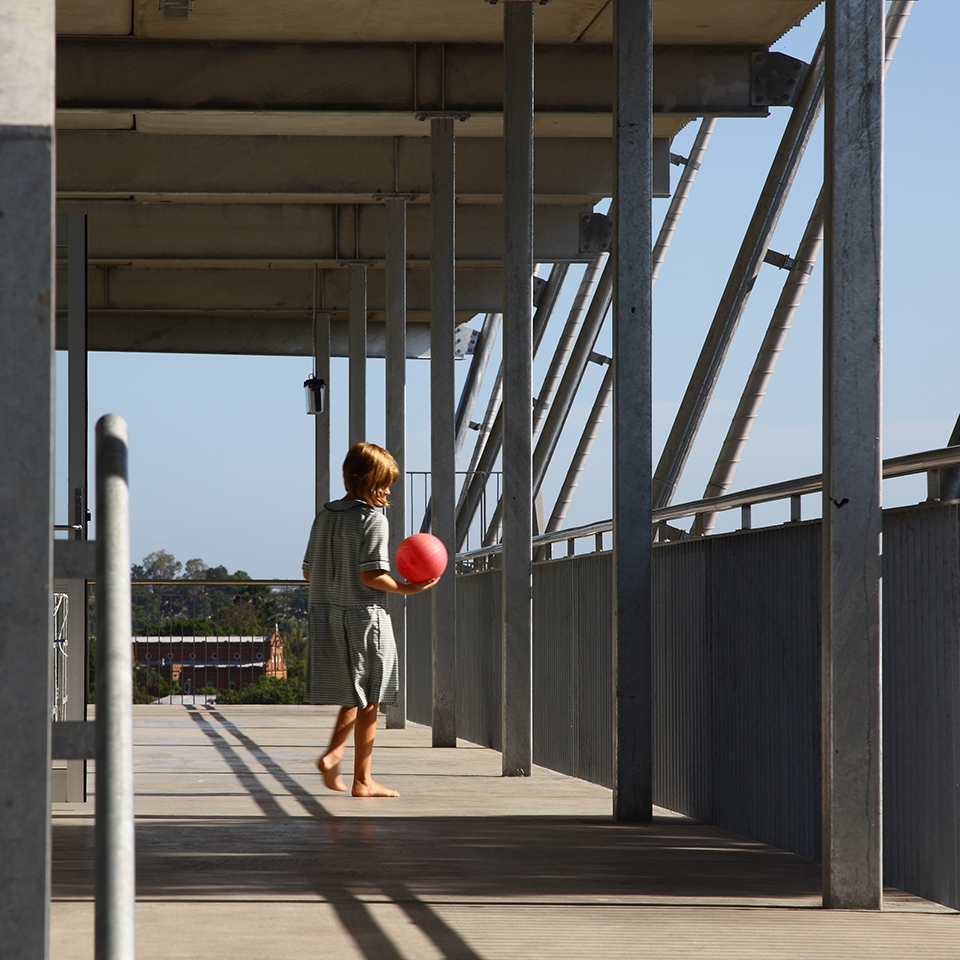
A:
[95, 414, 137, 957]
[430, 116, 457, 747]
[502, 0, 535, 777]
[385, 198, 408, 729]
[613, 0, 653, 822]
[64, 211, 90, 801]
[822, 0, 884, 910]
[348, 262, 367, 447]
[0, 3, 56, 955]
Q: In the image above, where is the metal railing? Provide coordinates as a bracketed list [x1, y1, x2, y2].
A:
[454, 445, 960, 568]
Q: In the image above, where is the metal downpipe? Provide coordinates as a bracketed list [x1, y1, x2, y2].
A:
[651, 36, 826, 510]
[545, 119, 716, 534]
[692, 1, 914, 536]
[692, 194, 824, 535]
[453, 263, 567, 549]
[484, 255, 614, 545]
[533, 255, 604, 440]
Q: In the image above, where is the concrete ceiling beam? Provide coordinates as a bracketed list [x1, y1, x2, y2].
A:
[56, 263, 508, 317]
[54, 313, 452, 358]
[54, 200, 597, 262]
[57, 133, 612, 203]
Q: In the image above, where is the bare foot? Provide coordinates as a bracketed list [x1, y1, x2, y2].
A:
[317, 754, 347, 792]
[352, 779, 399, 798]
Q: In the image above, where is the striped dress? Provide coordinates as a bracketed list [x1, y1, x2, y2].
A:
[302, 499, 398, 707]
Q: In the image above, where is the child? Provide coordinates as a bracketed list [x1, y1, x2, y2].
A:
[302, 442, 438, 798]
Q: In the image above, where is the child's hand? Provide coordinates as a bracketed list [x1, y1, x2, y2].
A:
[402, 577, 440, 595]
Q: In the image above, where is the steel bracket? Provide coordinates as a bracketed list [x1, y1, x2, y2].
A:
[751, 51, 809, 107]
[579, 212, 612, 254]
[764, 248, 814, 276]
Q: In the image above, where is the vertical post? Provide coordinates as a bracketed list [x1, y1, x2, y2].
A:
[431, 117, 457, 747]
[66, 211, 89, 800]
[385, 198, 408, 729]
[0, 3, 56, 956]
[612, 0, 654, 822]
[95, 414, 136, 958]
[502, 0, 535, 777]
[349, 263, 367, 447]
[314, 308, 331, 511]
[822, 0, 884, 910]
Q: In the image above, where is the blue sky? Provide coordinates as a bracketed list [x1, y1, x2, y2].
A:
[57, 2, 959, 577]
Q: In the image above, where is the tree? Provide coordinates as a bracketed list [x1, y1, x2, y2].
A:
[133, 549, 182, 581]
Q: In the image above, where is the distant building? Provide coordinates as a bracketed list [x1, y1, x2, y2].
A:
[132, 630, 287, 695]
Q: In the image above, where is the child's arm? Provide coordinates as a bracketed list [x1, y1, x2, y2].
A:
[360, 570, 439, 596]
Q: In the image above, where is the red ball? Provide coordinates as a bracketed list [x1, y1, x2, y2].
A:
[395, 533, 448, 583]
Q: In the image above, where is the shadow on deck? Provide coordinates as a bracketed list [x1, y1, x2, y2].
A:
[51, 706, 957, 960]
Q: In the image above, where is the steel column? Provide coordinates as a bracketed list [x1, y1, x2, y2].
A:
[348, 262, 367, 447]
[612, 0, 653, 822]
[314, 307, 331, 511]
[652, 38, 826, 509]
[430, 116, 457, 747]
[822, 0, 884, 910]
[65, 211, 89, 801]
[385, 198, 408, 729]
[95, 414, 136, 958]
[502, 0, 535, 777]
[0, 3, 56, 954]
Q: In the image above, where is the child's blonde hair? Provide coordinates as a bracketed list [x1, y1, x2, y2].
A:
[342, 442, 399, 508]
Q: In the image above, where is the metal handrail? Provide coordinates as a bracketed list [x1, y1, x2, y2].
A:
[455, 445, 960, 560]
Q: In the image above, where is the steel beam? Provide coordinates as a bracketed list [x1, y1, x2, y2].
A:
[0, 2, 56, 954]
[57, 132, 613, 204]
[348, 263, 367, 447]
[651, 36, 826, 510]
[821, 0, 884, 911]
[501, 0, 535, 778]
[385, 198, 408, 730]
[430, 116, 457, 747]
[313, 308, 331, 511]
[612, 0, 654, 824]
[56, 38, 799, 119]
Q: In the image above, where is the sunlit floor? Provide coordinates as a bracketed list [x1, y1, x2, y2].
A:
[52, 705, 958, 959]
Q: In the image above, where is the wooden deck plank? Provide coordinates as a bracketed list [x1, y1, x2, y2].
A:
[51, 705, 959, 959]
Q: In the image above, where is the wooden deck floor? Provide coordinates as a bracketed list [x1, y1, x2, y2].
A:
[51, 705, 958, 959]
